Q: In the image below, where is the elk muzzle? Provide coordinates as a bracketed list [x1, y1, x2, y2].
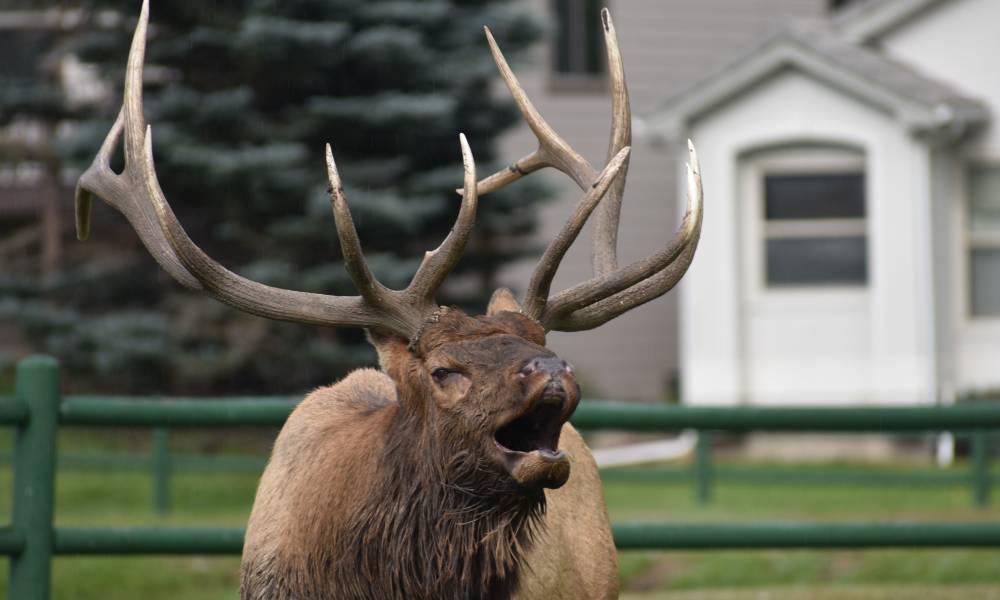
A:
[494, 356, 579, 489]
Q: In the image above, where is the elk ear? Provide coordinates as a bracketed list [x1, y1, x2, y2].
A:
[487, 288, 522, 316]
[367, 329, 412, 377]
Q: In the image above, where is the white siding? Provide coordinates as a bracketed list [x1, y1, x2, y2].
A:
[880, 0, 1000, 153]
[877, 0, 1000, 393]
[497, 0, 826, 400]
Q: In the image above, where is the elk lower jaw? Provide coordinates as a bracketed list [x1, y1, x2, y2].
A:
[494, 393, 571, 489]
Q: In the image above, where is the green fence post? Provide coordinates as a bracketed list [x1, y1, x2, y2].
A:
[972, 431, 991, 508]
[152, 428, 170, 515]
[10, 356, 60, 600]
[695, 431, 713, 505]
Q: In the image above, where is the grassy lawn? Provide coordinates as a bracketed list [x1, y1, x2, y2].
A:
[620, 585, 1000, 600]
[0, 431, 998, 598]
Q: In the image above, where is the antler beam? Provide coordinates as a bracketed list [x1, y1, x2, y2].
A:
[75, 0, 478, 341]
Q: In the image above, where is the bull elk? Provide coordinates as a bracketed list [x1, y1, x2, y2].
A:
[75, 2, 703, 598]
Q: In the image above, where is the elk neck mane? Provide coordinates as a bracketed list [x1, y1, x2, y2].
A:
[326, 391, 548, 600]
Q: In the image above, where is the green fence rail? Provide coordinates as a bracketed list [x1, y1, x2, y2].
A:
[6, 417, 993, 516]
[3, 430, 992, 516]
[3, 355, 1000, 599]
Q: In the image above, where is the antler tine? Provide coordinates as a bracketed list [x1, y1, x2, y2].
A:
[122, 0, 150, 174]
[74, 0, 200, 290]
[478, 27, 597, 192]
[326, 144, 387, 306]
[543, 141, 704, 331]
[523, 146, 630, 320]
[591, 8, 631, 277]
[74, 108, 123, 242]
[408, 134, 478, 303]
[473, 11, 632, 283]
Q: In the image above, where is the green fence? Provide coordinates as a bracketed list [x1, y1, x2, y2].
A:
[17, 426, 993, 517]
[5, 355, 1000, 599]
[602, 430, 995, 507]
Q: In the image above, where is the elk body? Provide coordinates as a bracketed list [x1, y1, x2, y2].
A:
[75, 3, 703, 599]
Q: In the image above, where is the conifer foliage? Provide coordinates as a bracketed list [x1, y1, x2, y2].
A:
[3, 0, 545, 393]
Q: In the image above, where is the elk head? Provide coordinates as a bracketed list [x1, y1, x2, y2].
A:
[373, 295, 577, 491]
[75, 1, 702, 496]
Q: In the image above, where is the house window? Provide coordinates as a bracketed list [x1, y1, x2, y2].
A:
[969, 164, 1000, 317]
[552, 0, 604, 79]
[762, 171, 868, 287]
[828, 0, 861, 10]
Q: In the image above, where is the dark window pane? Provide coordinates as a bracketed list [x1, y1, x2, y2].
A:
[766, 236, 868, 286]
[554, 0, 572, 73]
[969, 165, 1000, 234]
[553, 0, 604, 75]
[583, 0, 603, 75]
[972, 248, 1000, 317]
[765, 173, 865, 220]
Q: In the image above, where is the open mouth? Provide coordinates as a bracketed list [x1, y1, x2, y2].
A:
[491, 383, 575, 489]
[494, 387, 566, 456]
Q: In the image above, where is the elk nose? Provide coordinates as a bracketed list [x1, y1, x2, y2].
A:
[520, 356, 572, 378]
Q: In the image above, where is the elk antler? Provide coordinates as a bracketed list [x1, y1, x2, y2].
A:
[74, 0, 478, 341]
[478, 9, 703, 332]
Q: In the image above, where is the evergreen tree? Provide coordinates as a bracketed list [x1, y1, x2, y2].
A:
[4, 0, 546, 393]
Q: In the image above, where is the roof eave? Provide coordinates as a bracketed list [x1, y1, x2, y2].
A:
[835, 0, 949, 44]
[647, 37, 987, 144]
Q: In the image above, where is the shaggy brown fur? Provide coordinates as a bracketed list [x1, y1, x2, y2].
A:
[241, 299, 617, 599]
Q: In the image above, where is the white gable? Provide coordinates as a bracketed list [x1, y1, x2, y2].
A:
[680, 67, 937, 405]
[876, 0, 1000, 152]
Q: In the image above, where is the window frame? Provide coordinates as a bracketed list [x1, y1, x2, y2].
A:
[965, 159, 1000, 321]
[742, 147, 870, 303]
[548, 0, 607, 93]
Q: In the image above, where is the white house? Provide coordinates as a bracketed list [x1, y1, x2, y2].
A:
[498, 0, 831, 401]
[648, 0, 1000, 406]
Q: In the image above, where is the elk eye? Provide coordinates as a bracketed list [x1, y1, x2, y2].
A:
[432, 368, 455, 384]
